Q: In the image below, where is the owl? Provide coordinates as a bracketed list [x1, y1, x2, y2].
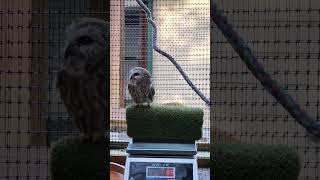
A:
[128, 67, 155, 106]
[55, 17, 109, 142]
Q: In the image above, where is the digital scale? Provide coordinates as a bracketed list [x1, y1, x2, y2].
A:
[124, 141, 198, 180]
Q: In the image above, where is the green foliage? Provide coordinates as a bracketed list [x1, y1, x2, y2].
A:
[126, 105, 204, 142]
[210, 143, 301, 180]
[50, 136, 108, 180]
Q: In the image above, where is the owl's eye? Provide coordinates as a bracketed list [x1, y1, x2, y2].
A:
[77, 36, 93, 45]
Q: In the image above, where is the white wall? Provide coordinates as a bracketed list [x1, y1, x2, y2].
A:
[152, 0, 210, 144]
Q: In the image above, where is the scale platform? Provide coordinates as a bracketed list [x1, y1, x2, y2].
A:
[124, 142, 198, 180]
[127, 142, 197, 156]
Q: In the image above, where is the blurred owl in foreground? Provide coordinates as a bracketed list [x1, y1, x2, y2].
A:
[56, 17, 109, 142]
[128, 67, 155, 106]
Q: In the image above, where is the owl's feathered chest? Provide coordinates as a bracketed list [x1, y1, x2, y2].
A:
[128, 82, 153, 104]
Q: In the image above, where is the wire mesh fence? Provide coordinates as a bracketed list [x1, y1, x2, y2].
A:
[0, 0, 108, 179]
[110, 0, 210, 155]
[4, 0, 319, 179]
[211, 0, 320, 179]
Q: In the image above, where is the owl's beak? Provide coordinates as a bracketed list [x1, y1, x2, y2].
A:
[130, 77, 138, 85]
[64, 42, 80, 58]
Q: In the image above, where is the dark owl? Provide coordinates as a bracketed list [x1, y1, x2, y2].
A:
[128, 67, 155, 106]
[56, 17, 109, 142]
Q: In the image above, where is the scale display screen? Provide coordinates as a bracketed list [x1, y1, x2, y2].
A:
[146, 167, 175, 178]
[128, 162, 193, 180]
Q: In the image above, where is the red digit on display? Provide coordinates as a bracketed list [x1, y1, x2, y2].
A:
[165, 168, 173, 176]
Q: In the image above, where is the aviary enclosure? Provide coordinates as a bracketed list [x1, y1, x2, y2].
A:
[110, 0, 211, 164]
[0, 0, 319, 179]
[211, 0, 320, 179]
[0, 0, 108, 179]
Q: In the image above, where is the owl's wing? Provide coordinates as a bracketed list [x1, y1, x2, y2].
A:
[56, 71, 78, 121]
[140, 82, 150, 99]
[148, 85, 155, 102]
[127, 83, 134, 98]
[55, 71, 68, 105]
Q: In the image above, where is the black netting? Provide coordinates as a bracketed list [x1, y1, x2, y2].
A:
[211, 0, 320, 179]
[110, 0, 210, 155]
[0, 0, 108, 179]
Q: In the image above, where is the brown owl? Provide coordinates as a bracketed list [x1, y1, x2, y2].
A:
[55, 17, 109, 142]
[128, 67, 155, 106]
